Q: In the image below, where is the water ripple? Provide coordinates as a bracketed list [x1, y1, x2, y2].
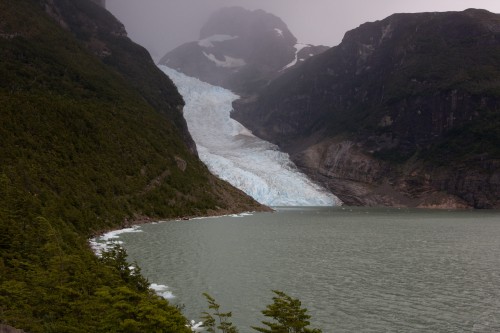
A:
[117, 208, 500, 333]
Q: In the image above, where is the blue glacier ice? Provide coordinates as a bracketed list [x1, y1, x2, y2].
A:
[159, 66, 341, 207]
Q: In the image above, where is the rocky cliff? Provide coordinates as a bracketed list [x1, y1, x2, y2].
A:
[233, 9, 500, 208]
[90, 0, 104, 8]
[159, 6, 328, 95]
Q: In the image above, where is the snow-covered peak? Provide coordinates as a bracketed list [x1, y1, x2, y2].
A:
[159, 6, 308, 94]
[198, 34, 238, 48]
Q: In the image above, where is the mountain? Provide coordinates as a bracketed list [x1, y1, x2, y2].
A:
[233, 9, 500, 209]
[91, 0, 105, 7]
[44, 0, 196, 154]
[159, 6, 328, 94]
[0, 0, 265, 331]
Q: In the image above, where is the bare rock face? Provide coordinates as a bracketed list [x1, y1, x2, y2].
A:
[90, 0, 105, 8]
[0, 325, 28, 333]
[159, 6, 328, 95]
[233, 9, 500, 208]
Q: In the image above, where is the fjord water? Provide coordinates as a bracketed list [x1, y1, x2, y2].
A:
[158, 65, 339, 206]
[115, 208, 500, 332]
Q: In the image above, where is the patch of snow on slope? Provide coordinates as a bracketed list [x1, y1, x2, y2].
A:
[203, 52, 246, 68]
[282, 43, 309, 70]
[198, 34, 238, 48]
[159, 66, 341, 207]
[274, 28, 284, 37]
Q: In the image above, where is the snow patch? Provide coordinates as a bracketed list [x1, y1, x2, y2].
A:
[159, 66, 341, 207]
[203, 52, 246, 68]
[198, 34, 238, 48]
[274, 28, 284, 37]
[282, 43, 310, 71]
[380, 23, 393, 43]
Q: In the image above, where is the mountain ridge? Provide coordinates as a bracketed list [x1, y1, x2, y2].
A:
[232, 8, 500, 208]
[159, 6, 329, 95]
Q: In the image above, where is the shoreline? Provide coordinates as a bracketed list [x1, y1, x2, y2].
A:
[89, 204, 273, 239]
[88, 207, 274, 304]
[89, 206, 274, 248]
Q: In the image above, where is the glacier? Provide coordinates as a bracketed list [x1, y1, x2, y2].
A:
[159, 65, 341, 206]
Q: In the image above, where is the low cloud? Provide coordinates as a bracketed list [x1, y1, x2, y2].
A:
[106, 0, 500, 61]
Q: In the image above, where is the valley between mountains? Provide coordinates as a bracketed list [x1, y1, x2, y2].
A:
[2, 1, 500, 332]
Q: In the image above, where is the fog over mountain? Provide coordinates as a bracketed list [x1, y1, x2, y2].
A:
[106, 0, 500, 61]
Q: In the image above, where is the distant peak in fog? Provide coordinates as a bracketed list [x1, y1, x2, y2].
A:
[200, 6, 294, 41]
[159, 6, 329, 94]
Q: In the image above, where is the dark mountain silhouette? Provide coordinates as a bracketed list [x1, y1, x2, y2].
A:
[233, 9, 500, 208]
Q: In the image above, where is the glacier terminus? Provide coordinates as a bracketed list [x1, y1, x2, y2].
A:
[159, 66, 340, 207]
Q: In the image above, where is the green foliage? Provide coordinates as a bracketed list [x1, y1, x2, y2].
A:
[0, 0, 261, 332]
[0, 172, 190, 333]
[92, 286, 190, 333]
[201, 293, 239, 333]
[199, 292, 322, 333]
[100, 245, 150, 293]
[422, 108, 500, 164]
[252, 291, 322, 333]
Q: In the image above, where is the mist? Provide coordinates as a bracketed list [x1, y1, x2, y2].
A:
[106, 0, 500, 61]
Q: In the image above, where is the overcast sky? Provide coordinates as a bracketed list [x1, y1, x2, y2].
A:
[106, 0, 500, 61]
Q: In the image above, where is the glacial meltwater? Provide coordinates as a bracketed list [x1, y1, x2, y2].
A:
[158, 65, 339, 207]
[98, 208, 500, 332]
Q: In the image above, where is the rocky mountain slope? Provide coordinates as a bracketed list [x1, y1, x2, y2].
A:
[0, 0, 264, 331]
[159, 6, 328, 94]
[233, 9, 500, 208]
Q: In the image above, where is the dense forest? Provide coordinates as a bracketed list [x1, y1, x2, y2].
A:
[0, 0, 263, 331]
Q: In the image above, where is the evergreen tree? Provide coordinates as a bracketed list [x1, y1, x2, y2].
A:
[201, 293, 238, 333]
[252, 291, 322, 333]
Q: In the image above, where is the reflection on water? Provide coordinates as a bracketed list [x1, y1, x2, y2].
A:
[111, 208, 500, 332]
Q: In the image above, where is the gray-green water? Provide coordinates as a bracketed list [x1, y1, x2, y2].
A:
[116, 207, 500, 332]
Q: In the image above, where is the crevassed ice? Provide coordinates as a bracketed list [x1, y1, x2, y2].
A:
[159, 66, 341, 207]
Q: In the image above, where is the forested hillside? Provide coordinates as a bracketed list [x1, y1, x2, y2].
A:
[0, 0, 263, 331]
